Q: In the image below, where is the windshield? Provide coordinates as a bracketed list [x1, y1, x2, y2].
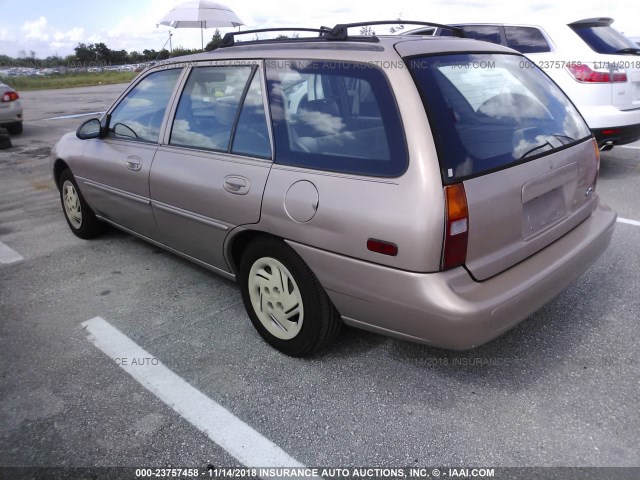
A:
[407, 54, 591, 183]
[570, 24, 640, 54]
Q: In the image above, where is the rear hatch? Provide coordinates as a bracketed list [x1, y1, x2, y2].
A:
[407, 52, 598, 280]
[609, 57, 640, 111]
[569, 18, 640, 111]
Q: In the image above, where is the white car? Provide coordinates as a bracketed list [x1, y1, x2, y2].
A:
[405, 18, 640, 150]
[0, 81, 23, 134]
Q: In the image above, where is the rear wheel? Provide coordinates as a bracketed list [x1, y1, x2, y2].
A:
[239, 237, 341, 356]
[59, 169, 103, 239]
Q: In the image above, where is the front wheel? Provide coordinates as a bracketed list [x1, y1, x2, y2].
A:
[239, 237, 341, 357]
[59, 169, 103, 239]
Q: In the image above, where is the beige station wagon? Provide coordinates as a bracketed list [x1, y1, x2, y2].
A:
[50, 21, 616, 356]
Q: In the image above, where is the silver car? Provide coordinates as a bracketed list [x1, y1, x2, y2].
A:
[0, 81, 23, 134]
[50, 21, 616, 356]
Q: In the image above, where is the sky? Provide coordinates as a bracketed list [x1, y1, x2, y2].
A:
[0, 0, 639, 59]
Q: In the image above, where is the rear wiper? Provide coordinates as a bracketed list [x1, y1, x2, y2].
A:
[519, 141, 553, 160]
[552, 134, 576, 144]
[614, 47, 640, 54]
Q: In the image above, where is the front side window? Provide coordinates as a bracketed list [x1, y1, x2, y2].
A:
[504, 26, 552, 53]
[407, 54, 591, 183]
[266, 61, 407, 177]
[109, 68, 181, 143]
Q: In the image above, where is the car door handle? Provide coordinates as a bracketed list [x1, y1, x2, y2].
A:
[223, 175, 249, 195]
[125, 156, 142, 171]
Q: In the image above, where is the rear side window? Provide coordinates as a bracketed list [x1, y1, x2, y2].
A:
[407, 54, 591, 183]
[504, 26, 552, 53]
[569, 24, 640, 54]
[231, 73, 271, 158]
[170, 65, 271, 158]
[265, 61, 407, 177]
[458, 25, 504, 45]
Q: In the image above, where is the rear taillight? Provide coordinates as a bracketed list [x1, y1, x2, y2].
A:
[567, 64, 627, 83]
[601, 128, 621, 136]
[1, 91, 19, 102]
[442, 183, 469, 270]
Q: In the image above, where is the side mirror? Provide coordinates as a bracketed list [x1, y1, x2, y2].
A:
[76, 118, 103, 140]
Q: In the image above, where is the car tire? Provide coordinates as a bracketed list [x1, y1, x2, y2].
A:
[6, 122, 23, 135]
[59, 169, 103, 239]
[0, 128, 10, 149]
[239, 237, 341, 357]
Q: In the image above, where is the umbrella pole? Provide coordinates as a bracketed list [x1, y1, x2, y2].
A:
[201, 21, 204, 50]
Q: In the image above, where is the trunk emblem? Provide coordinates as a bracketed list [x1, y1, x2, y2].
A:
[585, 187, 594, 197]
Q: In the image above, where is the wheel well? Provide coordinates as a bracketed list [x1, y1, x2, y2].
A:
[53, 159, 70, 189]
[228, 230, 280, 274]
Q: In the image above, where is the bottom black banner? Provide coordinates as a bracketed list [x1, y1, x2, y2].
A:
[0, 467, 638, 480]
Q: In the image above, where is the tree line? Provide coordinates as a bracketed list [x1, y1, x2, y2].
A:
[0, 31, 224, 68]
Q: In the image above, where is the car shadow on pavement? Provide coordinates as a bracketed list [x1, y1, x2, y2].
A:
[322, 252, 620, 394]
[599, 149, 640, 180]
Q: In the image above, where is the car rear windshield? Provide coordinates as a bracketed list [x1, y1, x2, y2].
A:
[407, 54, 591, 183]
[569, 24, 640, 54]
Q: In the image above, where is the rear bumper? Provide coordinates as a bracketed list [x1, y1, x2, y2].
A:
[0, 100, 23, 125]
[288, 200, 616, 350]
[592, 123, 640, 147]
[579, 104, 640, 146]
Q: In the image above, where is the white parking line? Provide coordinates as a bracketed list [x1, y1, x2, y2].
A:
[619, 145, 640, 150]
[82, 317, 305, 472]
[0, 241, 23, 264]
[617, 217, 640, 227]
[44, 111, 104, 121]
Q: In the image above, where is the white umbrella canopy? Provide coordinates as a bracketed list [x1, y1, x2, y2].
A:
[158, 0, 245, 50]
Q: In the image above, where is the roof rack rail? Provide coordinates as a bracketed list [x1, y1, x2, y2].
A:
[220, 27, 330, 48]
[218, 20, 465, 48]
[326, 20, 466, 39]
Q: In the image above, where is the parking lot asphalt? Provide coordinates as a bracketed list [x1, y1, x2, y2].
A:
[1, 84, 639, 472]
